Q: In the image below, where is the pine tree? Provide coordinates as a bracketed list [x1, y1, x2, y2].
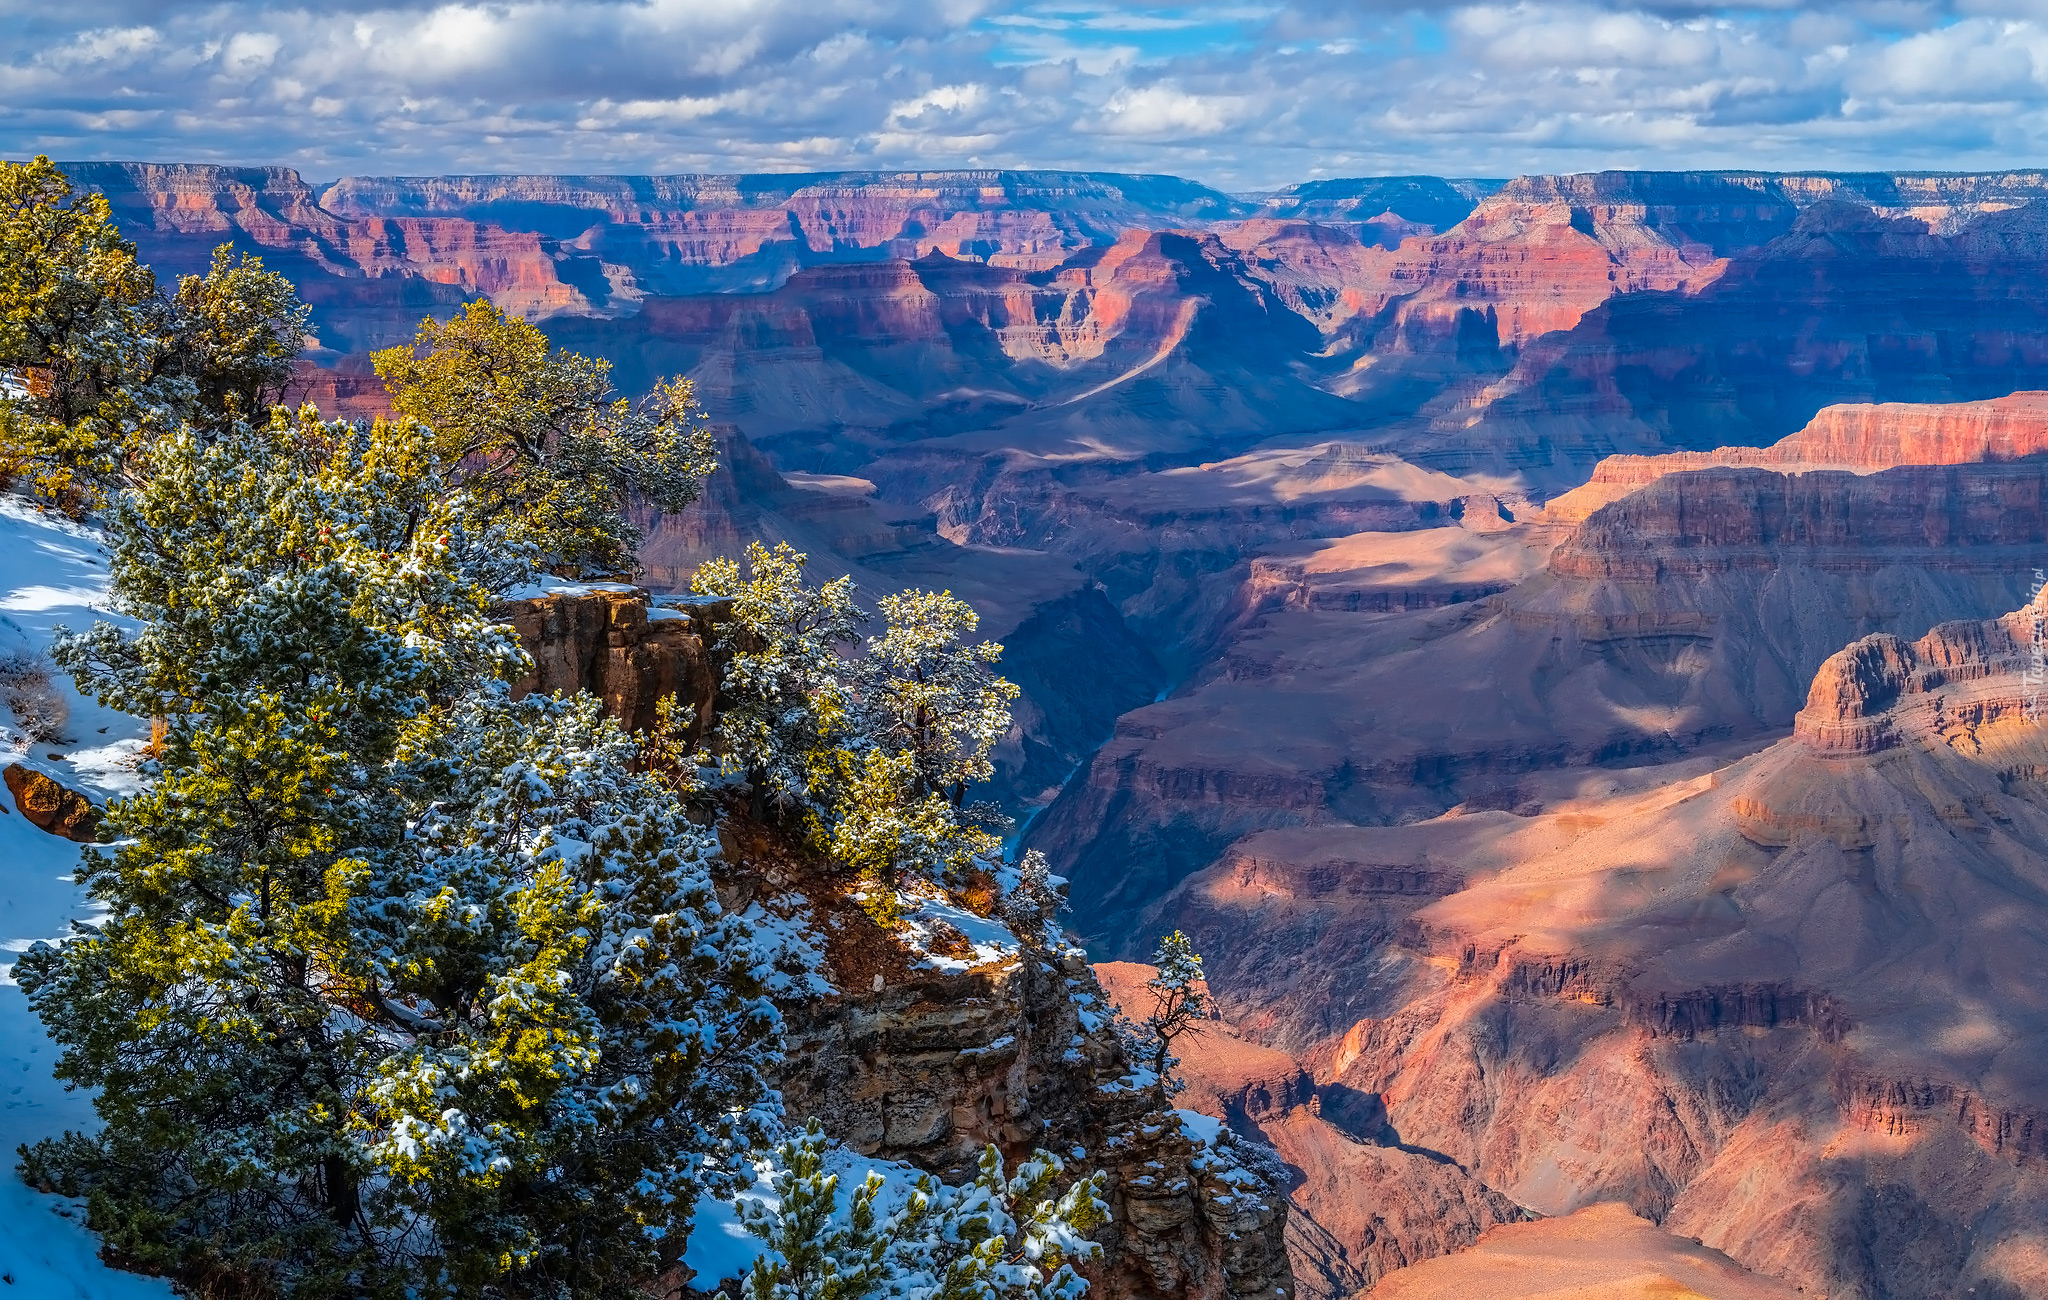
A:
[1001, 849, 1065, 946]
[372, 299, 716, 577]
[0, 155, 177, 504]
[825, 749, 1001, 926]
[166, 244, 312, 430]
[1116, 933, 1208, 1103]
[0, 158, 314, 504]
[853, 590, 1020, 809]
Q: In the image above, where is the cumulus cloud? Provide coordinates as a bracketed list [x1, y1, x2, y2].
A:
[0, 0, 2043, 185]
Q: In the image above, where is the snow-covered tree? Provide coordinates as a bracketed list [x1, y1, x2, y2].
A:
[354, 691, 781, 1294]
[691, 541, 861, 816]
[853, 590, 1020, 809]
[826, 749, 1001, 925]
[1117, 933, 1208, 1102]
[19, 410, 779, 1298]
[373, 299, 717, 577]
[1001, 850, 1065, 945]
[1, 158, 314, 505]
[166, 243, 312, 430]
[734, 1119, 1106, 1300]
[856, 593, 1024, 814]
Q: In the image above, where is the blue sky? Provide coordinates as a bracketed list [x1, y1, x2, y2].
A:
[5, 0, 2047, 186]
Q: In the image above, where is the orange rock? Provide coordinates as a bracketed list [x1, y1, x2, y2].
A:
[4, 763, 99, 842]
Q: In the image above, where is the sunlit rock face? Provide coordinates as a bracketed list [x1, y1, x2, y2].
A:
[1139, 602, 2048, 1300]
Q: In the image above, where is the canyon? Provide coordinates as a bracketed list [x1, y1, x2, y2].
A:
[58, 160, 2048, 1298]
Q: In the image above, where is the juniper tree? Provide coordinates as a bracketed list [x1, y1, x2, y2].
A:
[735, 1119, 1106, 1300]
[18, 410, 779, 1298]
[1001, 849, 1065, 946]
[373, 299, 716, 577]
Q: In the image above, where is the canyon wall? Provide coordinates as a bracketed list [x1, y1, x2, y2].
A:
[1032, 453, 2048, 946]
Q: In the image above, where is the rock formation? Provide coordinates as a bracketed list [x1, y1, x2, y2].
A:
[1093, 963, 1519, 1300]
[1544, 390, 2048, 522]
[3, 763, 99, 842]
[1145, 602, 2048, 1299]
[1037, 446, 2048, 946]
[491, 584, 723, 740]
[1364, 1201, 1801, 1300]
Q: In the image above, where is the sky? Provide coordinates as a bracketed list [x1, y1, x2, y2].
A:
[5, 0, 2048, 188]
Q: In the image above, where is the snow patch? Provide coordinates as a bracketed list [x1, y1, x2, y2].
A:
[0, 494, 177, 1297]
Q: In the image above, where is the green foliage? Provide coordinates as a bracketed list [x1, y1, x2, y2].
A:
[167, 244, 312, 428]
[825, 749, 1001, 927]
[374, 299, 716, 577]
[853, 590, 1019, 808]
[0, 158, 313, 506]
[692, 541, 862, 814]
[19, 411, 778, 1298]
[733, 1119, 1106, 1300]
[690, 552, 1020, 923]
[0, 155, 173, 504]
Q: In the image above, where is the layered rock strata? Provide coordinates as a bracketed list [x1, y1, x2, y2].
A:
[1545, 391, 2048, 522]
[776, 946, 1293, 1300]
[1037, 452, 2048, 944]
[1149, 604, 2048, 1300]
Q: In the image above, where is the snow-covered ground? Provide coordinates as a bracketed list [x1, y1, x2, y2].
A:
[0, 496, 174, 1297]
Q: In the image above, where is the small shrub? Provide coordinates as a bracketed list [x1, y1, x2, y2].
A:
[0, 650, 67, 745]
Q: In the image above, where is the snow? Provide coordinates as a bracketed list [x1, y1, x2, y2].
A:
[682, 1138, 944, 1290]
[899, 892, 1019, 972]
[739, 896, 834, 999]
[0, 496, 176, 1297]
[686, 1192, 764, 1285]
[1173, 1109, 1224, 1146]
[499, 576, 642, 600]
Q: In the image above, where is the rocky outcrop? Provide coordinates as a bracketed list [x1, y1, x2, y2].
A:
[1365, 1201, 1802, 1300]
[751, 865, 1296, 1300]
[4, 763, 99, 842]
[1093, 962, 1519, 1300]
[490, 585, 722, 739]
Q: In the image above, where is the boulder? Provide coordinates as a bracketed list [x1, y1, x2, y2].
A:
[4, 763, 99, 842]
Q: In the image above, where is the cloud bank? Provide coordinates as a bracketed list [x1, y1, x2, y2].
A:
[4, 0, 2046, 185]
